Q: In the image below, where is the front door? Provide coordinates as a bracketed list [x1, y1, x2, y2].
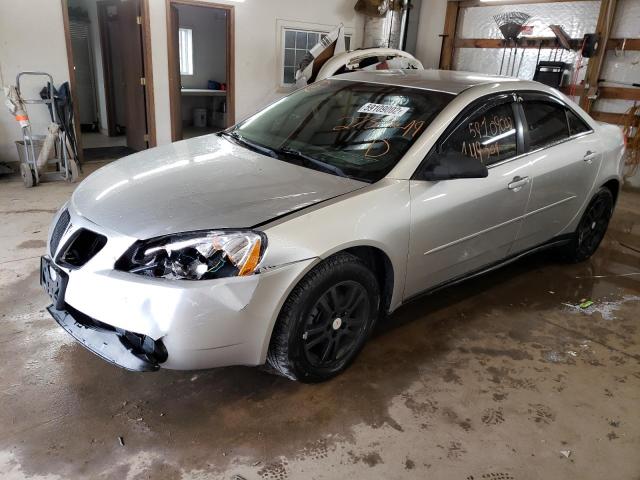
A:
[404, 97, 532, 299]
[510, 96, 602, 253]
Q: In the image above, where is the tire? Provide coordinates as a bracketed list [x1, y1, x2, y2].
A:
[20, 163, 35, 188]
[562, 187, 614, 263]
[266, 253, 380, 383]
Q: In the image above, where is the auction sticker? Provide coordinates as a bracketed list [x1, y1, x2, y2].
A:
[357, 103, 410, 117]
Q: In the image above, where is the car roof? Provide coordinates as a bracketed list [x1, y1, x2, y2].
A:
[332, 69, 541, 95]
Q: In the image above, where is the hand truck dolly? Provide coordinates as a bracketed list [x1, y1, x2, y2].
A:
[15, 71, 79, 188]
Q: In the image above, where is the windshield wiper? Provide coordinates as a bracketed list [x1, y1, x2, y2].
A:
[220, 132, 361, 181]
[277, 147, 348, 178]
[220, 130, 278, 158]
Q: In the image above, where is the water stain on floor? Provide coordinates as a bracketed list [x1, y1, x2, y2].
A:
[0, 183, 638, 479]
[16, 239, 46, 249]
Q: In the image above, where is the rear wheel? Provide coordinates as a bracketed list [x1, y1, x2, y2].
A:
[562, 187, 614, 263]
[266, 253, 380, 382]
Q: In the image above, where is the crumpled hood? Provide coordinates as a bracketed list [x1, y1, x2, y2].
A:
[71, 135, 366, 239]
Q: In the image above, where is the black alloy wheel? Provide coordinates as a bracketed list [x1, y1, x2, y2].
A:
[564, 187, 614, 263]
[301, 281, 370, 369]
[267, 253, 380, 382]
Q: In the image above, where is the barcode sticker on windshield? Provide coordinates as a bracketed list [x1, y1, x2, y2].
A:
[358, 103, 410, 117]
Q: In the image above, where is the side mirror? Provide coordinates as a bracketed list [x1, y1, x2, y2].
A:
[418, 152, 488, 181]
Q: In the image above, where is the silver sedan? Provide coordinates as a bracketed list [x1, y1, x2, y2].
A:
[41, 70, 625, 382]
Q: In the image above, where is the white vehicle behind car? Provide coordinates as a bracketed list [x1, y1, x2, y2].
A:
[314, 47, 424, 82]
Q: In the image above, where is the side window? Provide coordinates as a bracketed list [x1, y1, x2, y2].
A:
[566, 109, 590, 136]
[523, 101, 570, 150]
[439, 103, 517, 167]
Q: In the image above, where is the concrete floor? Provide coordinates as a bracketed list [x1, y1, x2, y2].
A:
[1, 166, 639, 480]
[82, 133, 127, 149]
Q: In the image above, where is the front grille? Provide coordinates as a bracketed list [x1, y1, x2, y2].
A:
[50, 209, 70, 255]
[57, 228, 107, 269]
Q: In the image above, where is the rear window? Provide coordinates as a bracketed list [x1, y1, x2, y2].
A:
[523, 101, 570, 150]
[566, 109, 591, 136]
[232, 79, 453, 182]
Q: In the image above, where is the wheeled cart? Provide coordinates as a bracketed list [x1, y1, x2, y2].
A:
[15, 72, 79, 188]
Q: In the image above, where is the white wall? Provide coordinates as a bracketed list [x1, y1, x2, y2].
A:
[0, 0, 69, 164]
[149, 0, 364, 145]
[414, 0, 448, 69]
[0, 0, 372, 159]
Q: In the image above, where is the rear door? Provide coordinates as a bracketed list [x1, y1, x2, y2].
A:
[404, 94, 532, 298]
[510, 94, 601, 253]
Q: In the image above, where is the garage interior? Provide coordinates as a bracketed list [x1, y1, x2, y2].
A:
[0, 0, 639, 479]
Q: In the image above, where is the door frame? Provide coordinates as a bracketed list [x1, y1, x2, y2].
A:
[60, 0, 83, 162]
[60, 0, 157, 149]
[166, 0, 236, 142]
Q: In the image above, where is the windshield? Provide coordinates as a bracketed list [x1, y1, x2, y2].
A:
[228, 79, 453, 183]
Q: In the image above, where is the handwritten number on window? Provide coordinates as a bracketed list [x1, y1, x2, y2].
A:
[461, 114, 513, 163]
[365, 139, 391, 158]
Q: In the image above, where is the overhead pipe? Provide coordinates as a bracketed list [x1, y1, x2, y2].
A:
[359, 0, 409, 50]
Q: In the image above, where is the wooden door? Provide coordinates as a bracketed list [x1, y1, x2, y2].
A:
[119, 0, 148, 151]
[168, 4, 182, 141]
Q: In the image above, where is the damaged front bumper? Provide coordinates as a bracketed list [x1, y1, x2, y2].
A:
[48, 305, 166, 371]
[43, 206, 317, 371]
[45, 256, 315, 371]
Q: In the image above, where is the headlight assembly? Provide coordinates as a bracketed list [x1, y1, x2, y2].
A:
[115, 231, 266, 280]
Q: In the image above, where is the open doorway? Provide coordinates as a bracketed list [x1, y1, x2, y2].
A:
[167, 0, 235, 141]
[63, 0, 155, 163]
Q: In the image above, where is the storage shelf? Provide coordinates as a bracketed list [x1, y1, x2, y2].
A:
[180, 89, 227, 96]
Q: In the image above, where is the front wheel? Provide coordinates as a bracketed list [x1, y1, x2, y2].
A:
[266, 253, 380, 383]
[562, 187, 614, 263]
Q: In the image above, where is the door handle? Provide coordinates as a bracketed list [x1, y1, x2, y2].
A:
[508, 176, 530, 191]
[583, 150, 598, 163]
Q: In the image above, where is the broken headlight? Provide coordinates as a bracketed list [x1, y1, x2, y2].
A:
[115, 231, 266, 280]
